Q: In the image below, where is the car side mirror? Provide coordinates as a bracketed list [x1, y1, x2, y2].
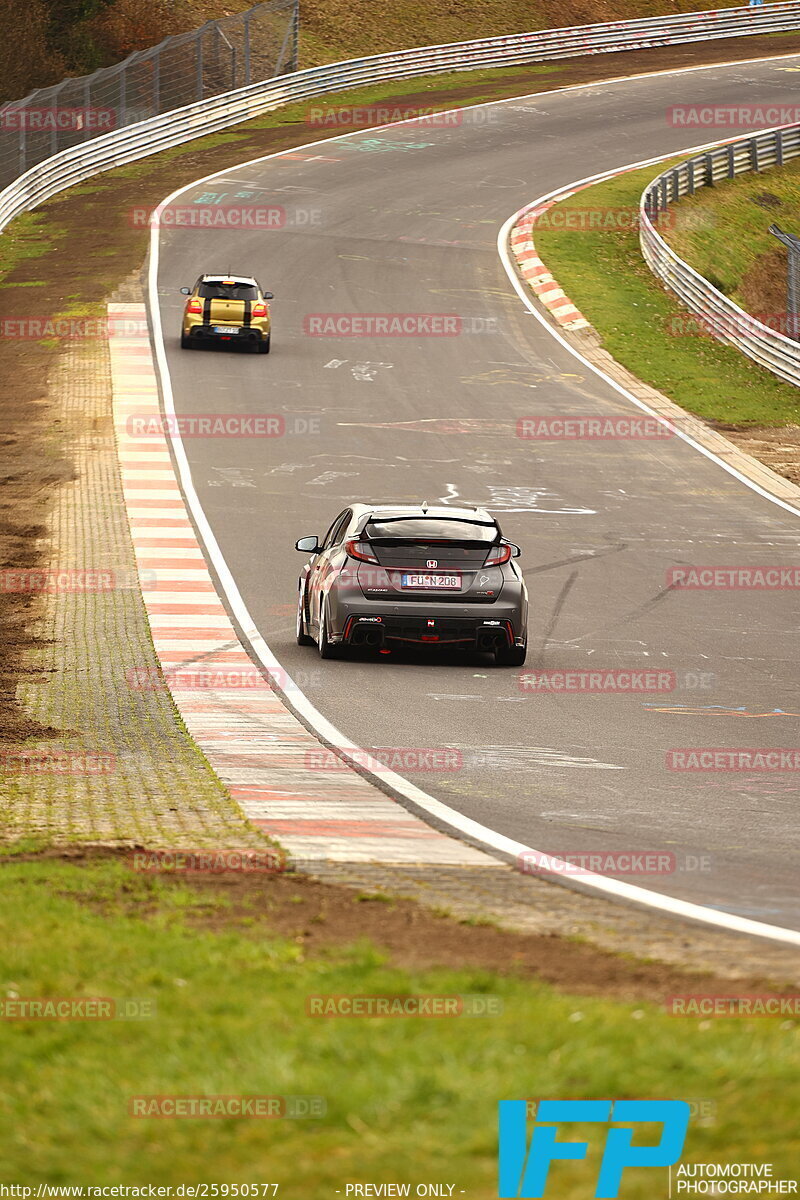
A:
[508, 542, 521, 558]
[263, 291, 274, 300]
[180, 287, 191, 295]
[295, 535, 319, 553]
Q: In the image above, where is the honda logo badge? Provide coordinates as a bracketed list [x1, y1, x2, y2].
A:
[426, 559, 437, 568]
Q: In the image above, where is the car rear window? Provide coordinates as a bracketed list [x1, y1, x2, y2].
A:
[198, 282, 259, 300]
[365, 518, 498, 542]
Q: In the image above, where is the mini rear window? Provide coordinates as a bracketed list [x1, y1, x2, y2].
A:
[198, 282, 259, 300]
[365, 518, 498, 542]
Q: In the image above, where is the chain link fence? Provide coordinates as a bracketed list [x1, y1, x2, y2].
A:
[0, 0, 298, 190]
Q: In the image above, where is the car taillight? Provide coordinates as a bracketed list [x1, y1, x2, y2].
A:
[345, 539, 378, 564]
[251, 303, 267, 317]
[186, 299, 203, 314]
[484, 543, 511, 566]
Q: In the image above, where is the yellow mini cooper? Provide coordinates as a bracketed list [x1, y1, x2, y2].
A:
[180, 274, 273, 353]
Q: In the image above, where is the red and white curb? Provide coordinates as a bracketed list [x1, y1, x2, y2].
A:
[109, 303, 494, 868]
[510, 202, 590, 331]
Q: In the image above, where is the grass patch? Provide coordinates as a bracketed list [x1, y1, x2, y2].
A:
[296, 0, 752, 68]
[0, 210, 64, 286]
[0, 856, 797, 1189]
[534, 164, 800, 428]
[661, 155, 800, 312]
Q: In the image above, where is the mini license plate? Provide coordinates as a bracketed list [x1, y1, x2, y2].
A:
[214, 325, 239, 334]
[401, 574, 460, 589]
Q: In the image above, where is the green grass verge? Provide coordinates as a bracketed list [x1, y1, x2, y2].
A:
[533, 165, 800, 428]
[0, 857, 797, 1190]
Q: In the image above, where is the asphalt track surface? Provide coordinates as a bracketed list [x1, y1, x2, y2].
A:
[152, 54, 800, 932]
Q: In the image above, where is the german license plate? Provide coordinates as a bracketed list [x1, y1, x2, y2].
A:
[214, 325, 239, 334]
[401, 574, 460, 589]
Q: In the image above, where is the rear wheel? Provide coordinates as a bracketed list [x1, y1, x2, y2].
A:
[496, 643, 527, 667]
[257, 334, 271, 354]
[317, 602, 341, 660]
[296, 586, 315, 646]
[180, 332, 192, 349]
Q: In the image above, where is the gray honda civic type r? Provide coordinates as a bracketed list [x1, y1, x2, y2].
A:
[295, 503, 528, 666]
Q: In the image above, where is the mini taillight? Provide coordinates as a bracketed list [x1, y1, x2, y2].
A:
[186, 299, 203, 314]
[484, 543, 511, 566]
[345, 539, 378, 564]
[251, 303, 267, 317]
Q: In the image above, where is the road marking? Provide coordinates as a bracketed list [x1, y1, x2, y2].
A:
[307, 471, 357, 485]
[486, 485, 596, 515]
[208, 467, 257, 488]
[352, 361, 393, 382]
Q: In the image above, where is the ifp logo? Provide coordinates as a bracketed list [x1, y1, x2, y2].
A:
[498, 1100, 690, 1197]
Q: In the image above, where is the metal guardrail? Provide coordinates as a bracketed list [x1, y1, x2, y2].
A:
[0, 0, 298, 193]
[2, 3, 800, 239]
[641, 126, 800, 386]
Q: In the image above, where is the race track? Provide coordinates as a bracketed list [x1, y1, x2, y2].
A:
[151, 54, 800, 931]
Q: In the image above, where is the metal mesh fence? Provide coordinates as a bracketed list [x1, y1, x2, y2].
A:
[0, 0, 298, 190]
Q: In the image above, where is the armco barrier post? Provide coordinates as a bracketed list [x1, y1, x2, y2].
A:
[768, 223, 800, 340]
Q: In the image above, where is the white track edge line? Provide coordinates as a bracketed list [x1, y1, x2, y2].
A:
[146, 58, 800, 946]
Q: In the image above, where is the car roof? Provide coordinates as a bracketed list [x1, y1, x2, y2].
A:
[200, 274, 258, 286]
[353, 503, 496, 524]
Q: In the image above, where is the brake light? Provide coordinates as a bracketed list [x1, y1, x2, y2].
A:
[186, 299, 203, 314]
[251, 303, 268, 317]
[345, 539, 378, 563]
[484, 543, 511, 566]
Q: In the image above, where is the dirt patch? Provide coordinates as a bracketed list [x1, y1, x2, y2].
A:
[15, 844, 794, 1001]
[0, 337, 72, 742]
[739, 245, 789, 315]
[720, 422, 800, 483]
[3, 33, 800, 742]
